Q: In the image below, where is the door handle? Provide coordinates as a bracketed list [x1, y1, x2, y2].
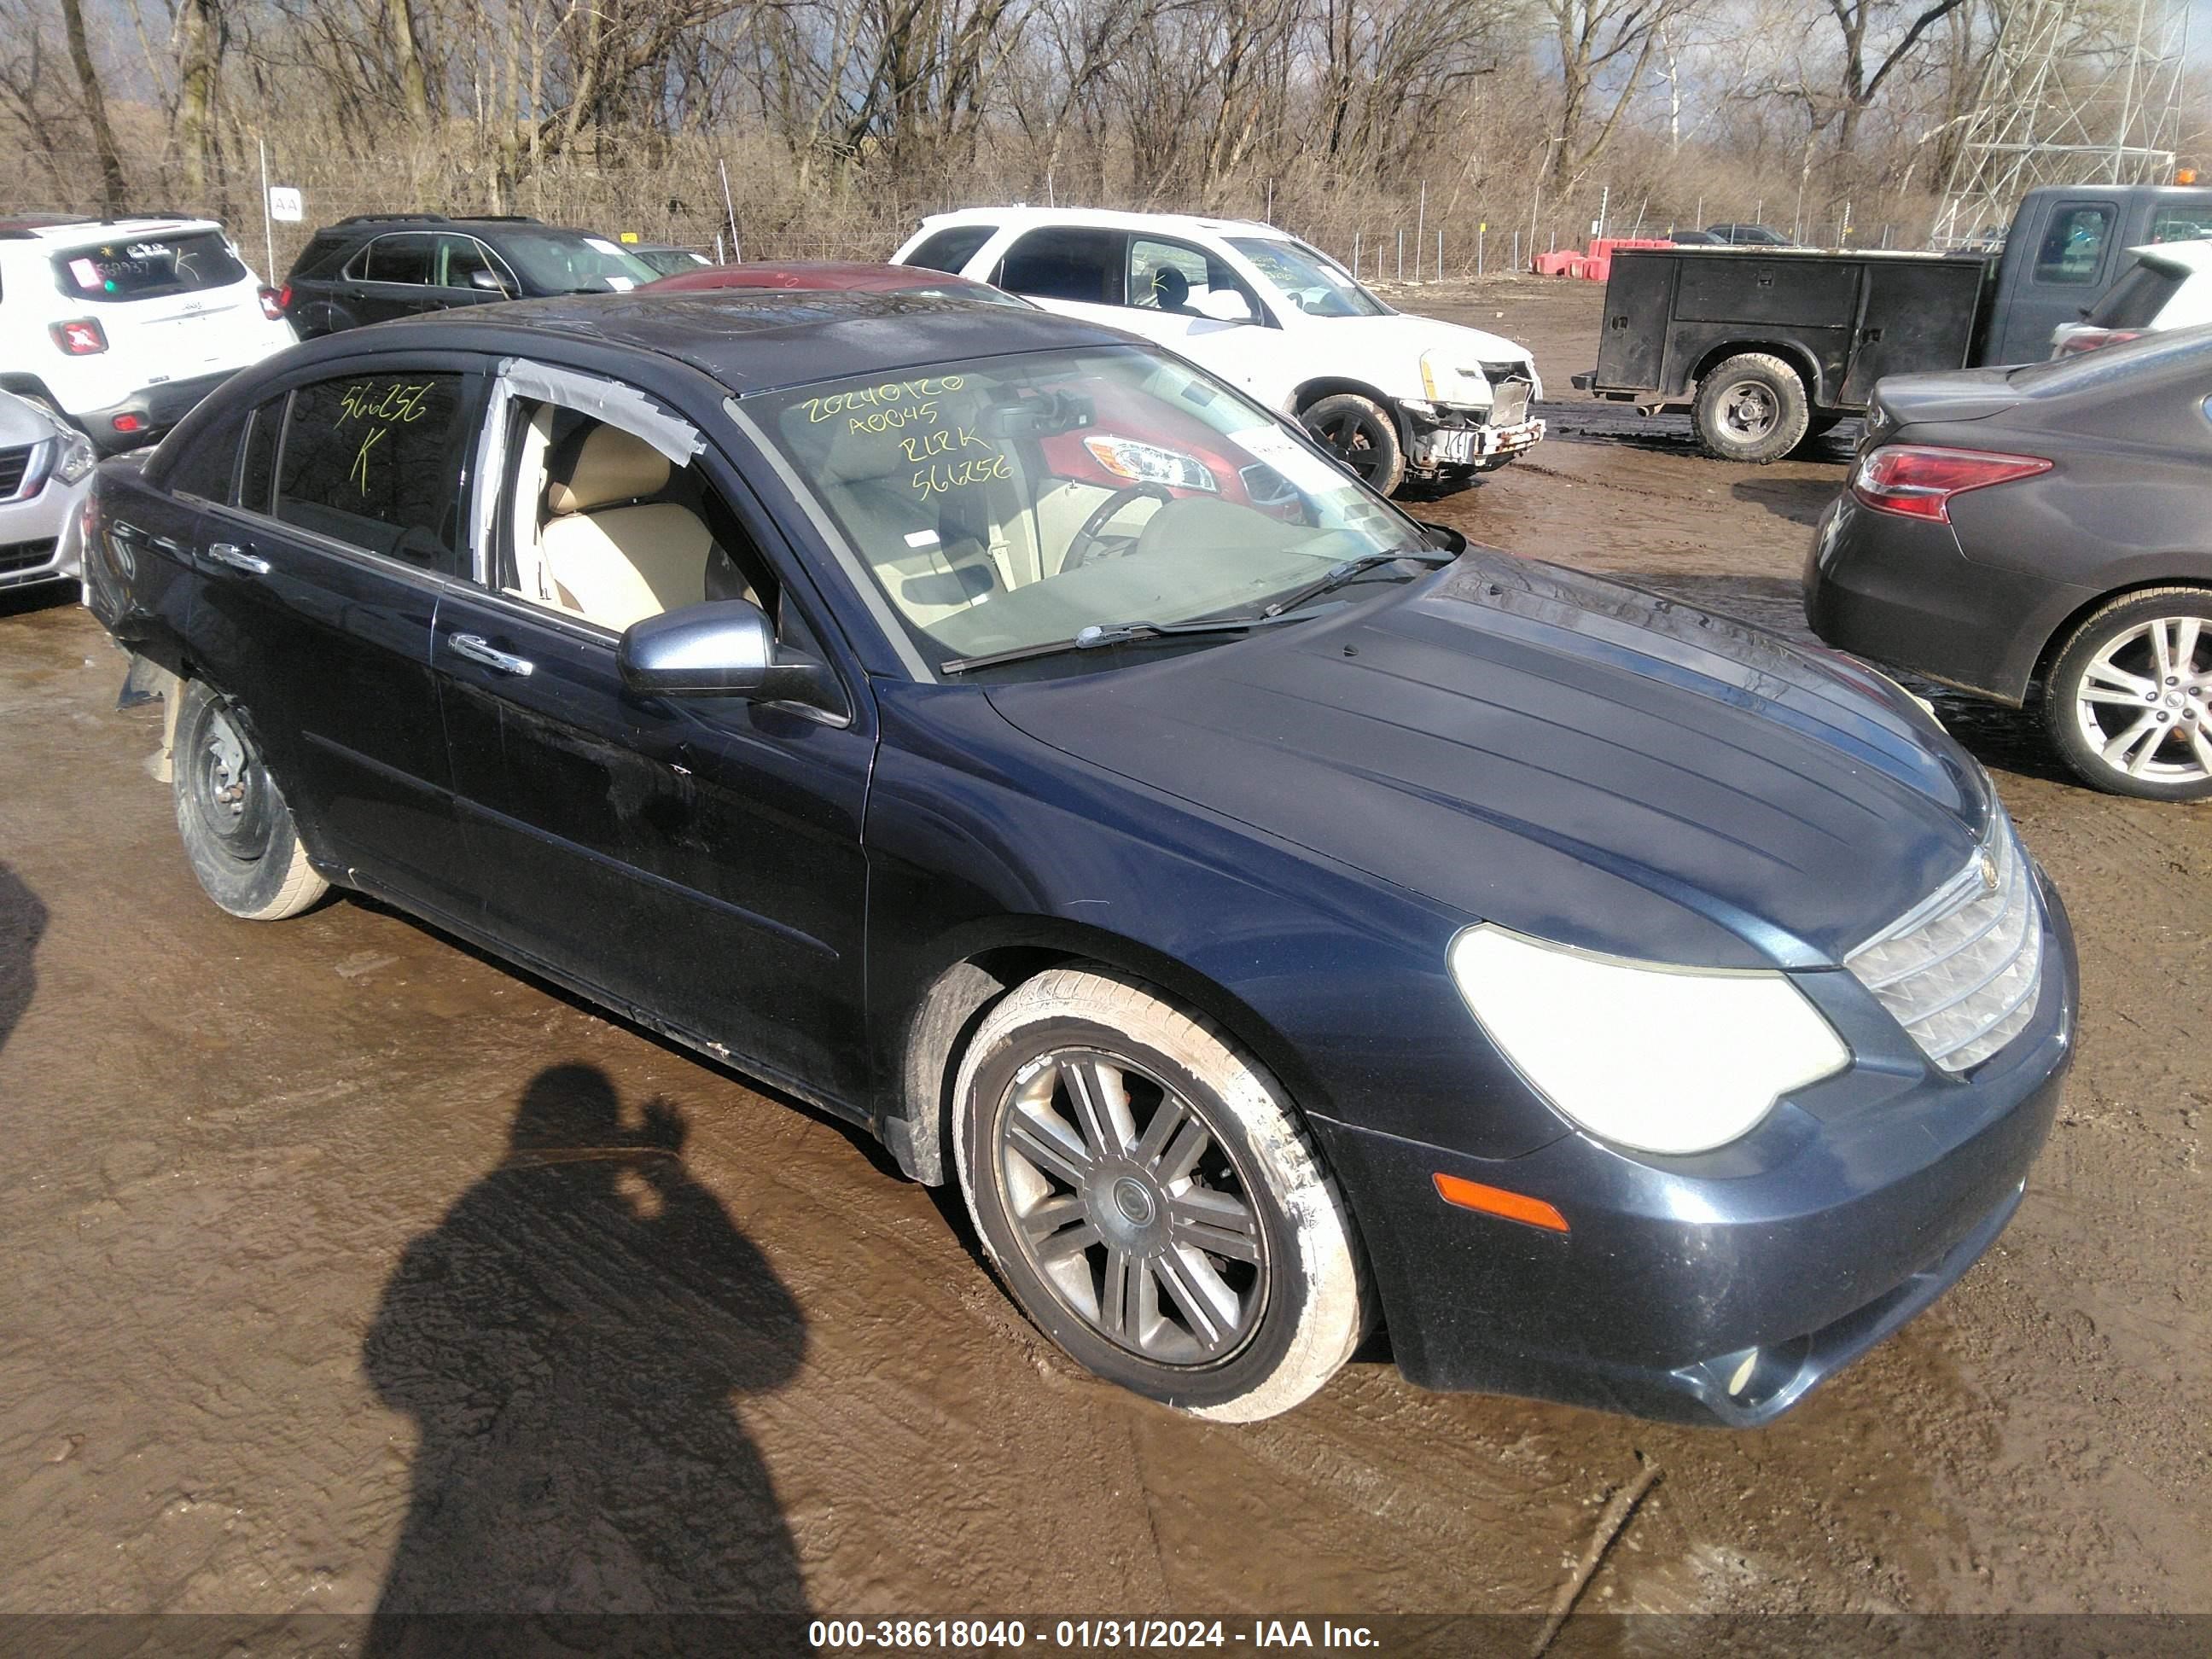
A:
[448, 632, 535, 677]
[206, 541, 271, 575]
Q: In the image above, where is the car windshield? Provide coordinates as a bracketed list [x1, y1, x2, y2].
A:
[1226, 237, 1388, 318]
[754, 345, 1429, 673]
[53, 230, 247, 302]
[500, 232, 658, 293]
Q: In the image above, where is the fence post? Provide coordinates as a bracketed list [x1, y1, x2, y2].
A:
[257, 137, 274, 281]
[1396, 228, 1403, 280]
[1416, 183, 1425, 279]
[1476, 224, 1484, 277]
[1353, 230, 1361, 273]
[1512, 230, 1520, 271]
[1437, 229, 1443, 281]
[719, 159, 741, 261]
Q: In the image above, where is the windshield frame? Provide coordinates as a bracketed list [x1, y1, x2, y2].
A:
[728, 342, 1438, 683]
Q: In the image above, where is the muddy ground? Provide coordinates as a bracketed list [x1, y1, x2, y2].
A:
[1, 277, 2206, 1642]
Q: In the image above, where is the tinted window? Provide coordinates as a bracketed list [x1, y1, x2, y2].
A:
[276, 373, 472, 570]
[2032, 205, 2113, 284]
[905, 225, 995, 275]
[438, 234, 506, 290]
[2148, 207, 2212, 242]
[2088, 260, 2186, 328]
[53, 230, 247, 302]
[363, 235, 436, 285]
[997, 228, 1125, 304]
[169, 421, 240, 504]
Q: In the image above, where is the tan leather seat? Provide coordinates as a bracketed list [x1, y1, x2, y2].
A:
[539, 426, 714, 632]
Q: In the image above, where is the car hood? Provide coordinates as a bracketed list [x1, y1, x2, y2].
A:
[1307, 311, 1534, 372]
[985, 551, 1994, 971]
[0, 392, 60, 448]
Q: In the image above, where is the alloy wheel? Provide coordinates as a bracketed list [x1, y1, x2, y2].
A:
[2072, 615, 2212, 784]
[1310, 410, 1388, 483]
[993, 1049, 1268, 1367]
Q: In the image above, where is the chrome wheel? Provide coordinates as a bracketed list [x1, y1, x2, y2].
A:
[1718, 381, 1778, 443]
[994, 1049, 1267, 1366]
[2072, 615, 2212, 784]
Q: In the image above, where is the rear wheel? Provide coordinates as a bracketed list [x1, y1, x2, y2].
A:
[2044, 589, 2212, 800]
[173, 681, 329, 918]
[952, 966, 1366, 1420]
[1692, 352, 1810, 463]
[1300, 393, 1406, 496]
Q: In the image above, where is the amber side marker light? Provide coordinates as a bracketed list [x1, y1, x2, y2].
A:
[1433, 1172, 1569, 1232]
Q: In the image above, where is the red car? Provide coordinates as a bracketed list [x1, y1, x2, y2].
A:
[639, 259, 1030, 306]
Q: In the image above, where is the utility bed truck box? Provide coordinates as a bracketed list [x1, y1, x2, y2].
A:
[1570, 182, 2212, 461]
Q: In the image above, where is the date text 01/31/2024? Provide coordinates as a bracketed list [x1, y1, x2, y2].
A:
[809, 1619, 1383, 1650]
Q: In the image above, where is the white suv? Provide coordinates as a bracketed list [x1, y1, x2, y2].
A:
[894, 207, 1542, 495]
[0, 213, 294, 454]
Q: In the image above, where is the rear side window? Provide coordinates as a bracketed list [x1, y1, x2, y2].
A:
[358, 235, 436, 285]
[2148, 206, 2212, 242]
[168, 420, 242, 504]
[2032, 205, 2114, 284]
[275, 373, 473, 571]
[904, 225, 995, 275]
[2088, 260, 2186, 328]
[53, 230, 247, 302]
[997, 228, 1126, 304]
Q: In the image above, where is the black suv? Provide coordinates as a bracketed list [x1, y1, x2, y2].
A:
[278, 213, 660, 337]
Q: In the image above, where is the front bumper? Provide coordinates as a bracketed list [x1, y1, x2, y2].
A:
[1406, 414, 1545, 471]
[1804, 492, 2093, 706]
[0, 469, 90, 591]
[1311, 871, 2076, 1426]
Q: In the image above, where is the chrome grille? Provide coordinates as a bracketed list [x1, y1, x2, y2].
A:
[0, 445, 30, 499]
[1844, 812, 2044, 1073]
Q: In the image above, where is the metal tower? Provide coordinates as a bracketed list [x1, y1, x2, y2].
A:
[1931, 0, 2192, 246]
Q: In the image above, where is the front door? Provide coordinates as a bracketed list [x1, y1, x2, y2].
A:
[182, 360, 482, 917]
[1992, 200, 2120, 364]
[432, 374, 875, 1103]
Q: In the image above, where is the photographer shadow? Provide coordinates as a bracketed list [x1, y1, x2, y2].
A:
[364, 1063, 811, 1652]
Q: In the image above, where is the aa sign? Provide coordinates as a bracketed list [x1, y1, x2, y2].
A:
[267, 187, 303, 224]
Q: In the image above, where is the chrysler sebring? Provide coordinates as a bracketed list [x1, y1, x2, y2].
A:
[84, 292, 2075, 1423]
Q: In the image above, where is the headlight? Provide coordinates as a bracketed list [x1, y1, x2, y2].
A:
[55, 433, 96, 486]
[1447, 924, 1850, 1155]
[1081, 434, 1217, 492]
[1418, 351, 1489, 406]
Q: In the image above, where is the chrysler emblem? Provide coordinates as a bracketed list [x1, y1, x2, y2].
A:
[1978, 854, 2000, 894]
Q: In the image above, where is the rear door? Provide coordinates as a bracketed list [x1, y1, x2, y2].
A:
[185, 357, 485, 917]
[992, 225, 1129, 324]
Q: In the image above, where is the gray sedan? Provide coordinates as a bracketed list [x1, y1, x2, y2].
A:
[0, 390, 97, 597]
[1806, 327, 2212, 800]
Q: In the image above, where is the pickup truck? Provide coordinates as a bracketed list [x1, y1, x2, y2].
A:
[1570, 183, 2212, 461]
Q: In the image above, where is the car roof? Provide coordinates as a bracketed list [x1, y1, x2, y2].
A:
[318, 215, 604, 239]
[0, 214, 220, 244]
[643, 260, 992, 294]
[913, 206, 1289, 242]
[303, 288, 1136, 395]
[2128, 236, 2212, 276]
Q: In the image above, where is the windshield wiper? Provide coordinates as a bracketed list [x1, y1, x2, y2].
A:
[940, 612, 1313, 676]
[1260, 546, 1456, 619]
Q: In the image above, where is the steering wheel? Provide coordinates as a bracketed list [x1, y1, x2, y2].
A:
[1062, 483, 1171, 571]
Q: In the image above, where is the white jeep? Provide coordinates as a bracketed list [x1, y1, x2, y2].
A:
[894, 207, 1542, 495]
[0, 213, 294, 454]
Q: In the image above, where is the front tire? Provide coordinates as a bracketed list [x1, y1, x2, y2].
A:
[173, 681, 329, 918]
[952, 966, 1366, 1421]
[2043, 589, 2212, 800]
[1693, 352, 1810, 463]
[1300, 393, 1406, 496]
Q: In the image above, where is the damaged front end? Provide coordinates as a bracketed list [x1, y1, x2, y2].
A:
[1402, 359, 1545, 477]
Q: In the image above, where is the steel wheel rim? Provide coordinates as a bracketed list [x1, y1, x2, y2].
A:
[994, 1048, 1269, 1367]
[1307, 410, 1386, 482]
[2073, 616, 2212, 783]
[1719, 381, 1777, 440]
[190, 703, 274, 855]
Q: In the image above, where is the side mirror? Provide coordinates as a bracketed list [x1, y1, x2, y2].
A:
[468, 267, 513, 294]
[618, 600, 840, 713]
[1193, 288, 1254, 324]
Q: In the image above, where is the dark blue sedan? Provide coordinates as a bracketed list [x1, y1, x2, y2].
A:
[84, 291, 2075, 1423]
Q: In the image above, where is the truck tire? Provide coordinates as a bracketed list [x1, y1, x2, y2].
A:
[1300, 393, 1406, 496]
[1693, 353, 1810, 463]
[173, 681, 329, 920]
